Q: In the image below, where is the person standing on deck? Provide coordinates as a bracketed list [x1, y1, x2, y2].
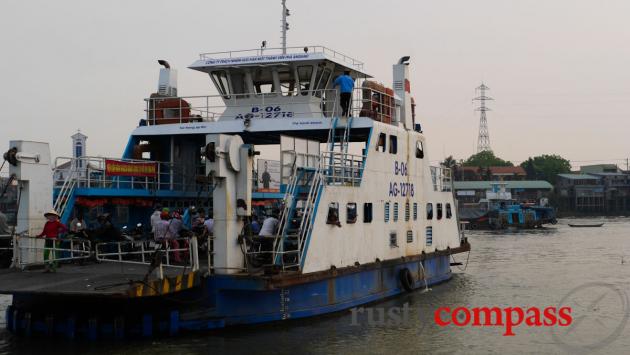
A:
[333, 70, 355, 117]
[150, 205, 162, 235]
[37, 210, 67, 273]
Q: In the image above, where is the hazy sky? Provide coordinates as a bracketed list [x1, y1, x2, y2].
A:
[1, 0, 629, 169]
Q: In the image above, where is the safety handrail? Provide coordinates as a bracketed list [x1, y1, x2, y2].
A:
[144, 88, 341, 125]
[53, 156, 206, 193]
[15, 235, 91, 267]
[95, 237, 199, 271]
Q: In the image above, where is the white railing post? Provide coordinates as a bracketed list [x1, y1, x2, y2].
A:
[191, 236, 199, 271]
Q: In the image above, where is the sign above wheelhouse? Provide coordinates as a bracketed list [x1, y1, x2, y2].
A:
[189, 45, 371, 78]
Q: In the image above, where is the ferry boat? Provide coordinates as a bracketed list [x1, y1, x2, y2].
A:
[0, 10, 470, 340]
[459, 183, 557, 229]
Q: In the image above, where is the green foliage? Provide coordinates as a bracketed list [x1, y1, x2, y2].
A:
[519, 154, 571, 184]
[462, 151, 513, 167]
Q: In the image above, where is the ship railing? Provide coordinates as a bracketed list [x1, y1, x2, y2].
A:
[351, 86, 398, 124]
[13, 235, 92, 267]
[430, 166, 453, 192]
[95, 236, 199, 275]
[199, 45, 365, 71]
[143, 89, 340, 125]
[320, 151, 365, 186]
[53, 156, 206, 193]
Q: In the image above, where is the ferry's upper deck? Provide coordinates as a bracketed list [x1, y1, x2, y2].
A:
[139, 45, 417, 137]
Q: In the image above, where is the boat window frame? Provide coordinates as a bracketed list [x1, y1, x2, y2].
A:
[406, 230, 413, 243]
[389, 232, 398, 248]
[384, 202, 390, 222]
[446, 203, 452, 219]
[437, 203, 443, 220]
[393, 202, 399, 222]
[416, 140, 424, 159]
[314, 66, 332, 98]
[389, 135, 398, 154]
[297, 65, 314, 96]
[426, 226, 433, 246]
[210, 70, 231, 99]
[346, 202, 357, 224]
[376, 133, 386, 152]
[426, 202, 433, 220]
[363, 202, 373, 223]
[277, 66, 296, 97]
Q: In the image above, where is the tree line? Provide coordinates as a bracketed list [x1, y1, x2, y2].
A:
[441, 151, 572, 184]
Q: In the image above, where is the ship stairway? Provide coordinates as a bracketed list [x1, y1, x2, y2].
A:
[53, 167, 78, 224]
[326, 116, 354, 183]
[272, 166, 324, 271]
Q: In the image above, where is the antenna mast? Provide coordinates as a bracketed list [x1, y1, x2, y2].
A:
[281, 0, 290, 54]
[474, 83, 493, 153]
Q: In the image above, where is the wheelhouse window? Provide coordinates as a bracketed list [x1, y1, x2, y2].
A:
[230, 71, 249, 98]
[384, 202, 390, 222]
[416, 140, 424, 159]
[426, 203, 433, 220]
[364, 203, 373, 223]
[314, 67, 331, 98]
[347, 203, 357, 224]
[389, 135, 398, 154]
[446, 203, 453, 218]
[277, 67, 296, 97]
[211, 70, 231, 99]
[252, 69, 276, 96]
[297, 65, 314, 95]
[376, 133, 386, 152]
[437, 203, 443, 220]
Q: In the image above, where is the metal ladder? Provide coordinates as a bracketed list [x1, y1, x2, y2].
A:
[326, 116, 353, 183]
[53, 168, 78, 221]
[295, 170, 323, 269]
[272, 169, 301, 265]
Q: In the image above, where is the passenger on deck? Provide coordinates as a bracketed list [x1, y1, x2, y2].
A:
[69, 210, 86, 233]
[153, 211, 171, 241]
[37, 210, 67, 273]
[333, 70, 355, 117]
[259, 211, 279, 238]
[203, 216, 214, 237]
[150, 205, 162, 235]
[251, 213, 261, 235]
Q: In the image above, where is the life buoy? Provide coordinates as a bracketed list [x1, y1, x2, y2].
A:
[400, 267, 414, 292]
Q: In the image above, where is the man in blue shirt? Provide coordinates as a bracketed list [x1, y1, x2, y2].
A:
[333, 70, 354, 117]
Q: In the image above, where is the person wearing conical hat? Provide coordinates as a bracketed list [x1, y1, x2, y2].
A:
[37, 209, 68, 272]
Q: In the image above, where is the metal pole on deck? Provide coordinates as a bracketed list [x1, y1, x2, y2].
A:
[281, 0, 289, 54]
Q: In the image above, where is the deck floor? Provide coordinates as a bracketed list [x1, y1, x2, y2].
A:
[0, 262, 188, 297]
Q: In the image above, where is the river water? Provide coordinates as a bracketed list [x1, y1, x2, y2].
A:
[1, 218, 629, 354]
